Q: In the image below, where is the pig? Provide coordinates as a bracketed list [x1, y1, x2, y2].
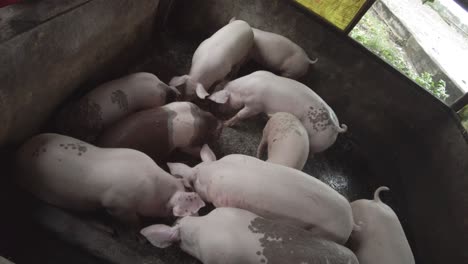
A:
[348, 186, 415, 264]
[97, 102, 223, 161]
[142, 207, 359, 264]
[209, 71, 347, 153]
[16, 133, 205, 225]
[169, 19, 254, 101]
[257, 112, 309, 170]
[231, 18, 317, 79]
[56, 72, 179, 142]
[167, 145, 354, 244]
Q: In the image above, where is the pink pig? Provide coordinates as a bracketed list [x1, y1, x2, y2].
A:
[167, 145, 354, 244]
[257, 112, 309, 170]
[348, 186, 415, 264]
[97, 102, 222, 161]
[142, 207, 359, 264]
[170, 19, 254, 100]
[209, 70, 347, 153]
[231, 18, 318, 79]
[16, 133, 205, 224]
[55, 72, 179, 142]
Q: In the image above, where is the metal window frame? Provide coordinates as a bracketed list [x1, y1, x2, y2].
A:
[289, 0, 376, 34]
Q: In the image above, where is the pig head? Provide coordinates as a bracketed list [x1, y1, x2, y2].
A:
[170, 75, 209, 101]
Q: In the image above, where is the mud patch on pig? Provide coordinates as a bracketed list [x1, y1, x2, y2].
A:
[248, 217, 358, 264]
[59, 142, 88, 156]
[268, 114, 305, 142]
[32, 139, 48, 158]
[306, 106, 332, 132]
[110, 90, 129, 111]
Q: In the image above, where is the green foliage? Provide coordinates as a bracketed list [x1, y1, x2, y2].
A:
[458, 105, 468, 132]
[413, 72, 449, 100]
[350, 12, 449, 101]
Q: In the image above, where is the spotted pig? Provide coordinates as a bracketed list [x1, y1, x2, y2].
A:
[142, 207, 358, 264]
[16, 133, 205, 224]
[209, 71, 347, 153]
[56, 72, 179, 142]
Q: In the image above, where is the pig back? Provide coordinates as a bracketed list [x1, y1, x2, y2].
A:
[349, 200, 415, 264]
[16, 133, 113, 210]
[190, 21, 253, 87]
[97, 106, 176, 161]
[180, 208, 358, 264]
[251, 72, 321, 118]
[196, 155, 353, 243]
[180, 208, 262, 264]
[194, 20, 253, 63]
[55, 73, 173, 142]
[264, 112, 309, 170]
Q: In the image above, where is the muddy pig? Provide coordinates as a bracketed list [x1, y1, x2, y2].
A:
[169, 19, 254, 100]
[97, 102, 222, 161]
[56, 72, 179, 142]
[142, 207, 358, 264]
[16, 133, 205, 224]
[348, 186, 415, 264]
[209, 71, 347, 153]
[231, 18, 317, 79]
[257, 112, 309, 170]
[168, 145, 354, 244]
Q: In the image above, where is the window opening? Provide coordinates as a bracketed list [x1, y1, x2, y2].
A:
[349, 0, 468, 105]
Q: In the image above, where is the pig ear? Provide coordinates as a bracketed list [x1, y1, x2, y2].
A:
[208, 90, 230, 104]
[195, 83, 209, 99]
[170, 192, 206, 217]
[168, 85, 181, 96]
[229, 17, 237, 23]
[200, 144, 217, 162]
[169, 75, 189, 87]
[140, 224, 180, 248]
[167, 163, 194, 188]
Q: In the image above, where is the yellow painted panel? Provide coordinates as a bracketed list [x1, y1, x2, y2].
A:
[295, 0, 367, 30]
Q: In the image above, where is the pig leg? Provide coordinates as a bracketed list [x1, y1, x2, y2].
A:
[224, 106, 258, 127]
[256, 137, 267, 159]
